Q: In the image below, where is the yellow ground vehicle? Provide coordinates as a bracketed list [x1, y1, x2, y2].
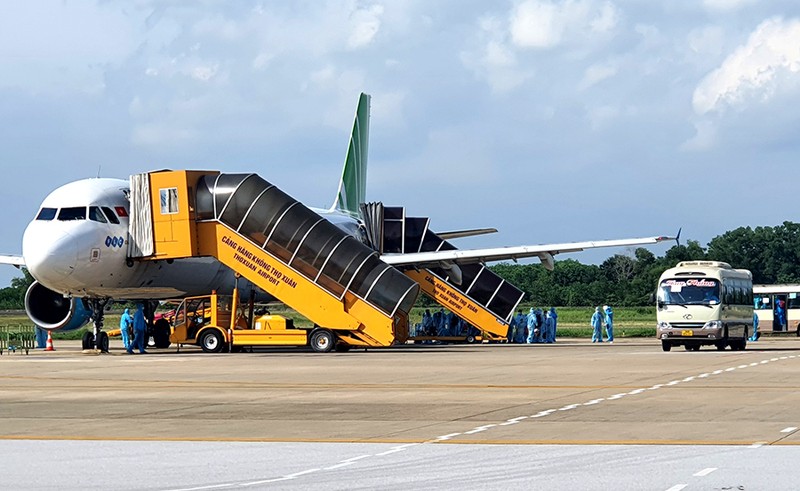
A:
[168, 290, 347, 353]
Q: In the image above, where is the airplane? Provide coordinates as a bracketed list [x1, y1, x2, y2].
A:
[0, 93, 674, 350]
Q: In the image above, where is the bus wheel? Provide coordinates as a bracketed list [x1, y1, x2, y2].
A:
[200, 330, 224, 353]
[661, 341, 671, 352]
[310, 329, 335, 353]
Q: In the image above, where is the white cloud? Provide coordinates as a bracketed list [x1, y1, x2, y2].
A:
[347, 5, 384, 49]
[579, 62, 617, 90]
[460, 15, 532, 92]
[692, 17, 800, 115]
[509, 0, 618, 49]
[191, 64, 220, 82]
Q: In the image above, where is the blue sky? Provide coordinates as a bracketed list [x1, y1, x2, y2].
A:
[2, 0, 800, 288]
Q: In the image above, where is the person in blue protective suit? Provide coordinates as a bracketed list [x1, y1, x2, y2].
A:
[749, 312, 759, 342]
[603, 305, 614, 343]
[442, 310, 454, 336]
[776, 299, 787, 331]
[120, 308, 133, 353]
[34, 325, 48, 349]
[526, 307, 539, 344]
[591, 307, 604, 343]
[421, 309, 433, 336]
[507, 312, 518, 342]
[544, 310, 555, 343]
[131, 303, 148, 354]
[432, 309, 443, 336]
[549, 307, 558, 342]
[514, 310, 527, 343]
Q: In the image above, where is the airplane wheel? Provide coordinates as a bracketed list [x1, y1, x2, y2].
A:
[715, 341, 726, 350]
[200, 330, 224, 353]
[98, 332, 109, 352]
[310, 329, 335, 353]
[466, 335, 477, 344]
[661, 341, 671, 352]
[82, 331, 94, 350]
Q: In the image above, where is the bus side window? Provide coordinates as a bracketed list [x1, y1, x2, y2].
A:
[724, 284, 732, 305]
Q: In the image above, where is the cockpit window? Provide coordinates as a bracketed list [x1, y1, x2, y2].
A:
[36, 208, 57, 221]
[101, 206, 120, 224]
[57, 207, 87, 221]
[88, 206, 107, 223]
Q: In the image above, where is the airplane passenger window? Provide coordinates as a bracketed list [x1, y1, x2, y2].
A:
[101, 207, 120, 224]
[88, 206, 108, 223]
[57, 207, 87, 221]
[36, 208, 57, 221]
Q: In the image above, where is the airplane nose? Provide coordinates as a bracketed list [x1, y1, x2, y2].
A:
[22, 225, 79, 286]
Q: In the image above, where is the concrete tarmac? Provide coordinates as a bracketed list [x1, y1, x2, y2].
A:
[3, 338, 800, 444]
[3, 338, 800, 489]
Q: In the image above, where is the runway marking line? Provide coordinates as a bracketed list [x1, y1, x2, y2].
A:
[693, 467, 717, 477]
[780, 427, 797, 433]
[665, 484, 687, 491]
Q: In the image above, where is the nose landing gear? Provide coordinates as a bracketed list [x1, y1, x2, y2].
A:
[82, 298, 111, 352]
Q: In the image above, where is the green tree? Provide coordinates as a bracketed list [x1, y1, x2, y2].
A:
[0, 269, 34, 309]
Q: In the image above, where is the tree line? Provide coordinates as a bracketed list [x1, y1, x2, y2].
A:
[1, 222, 798, 309]
[489, 222, 800, 307]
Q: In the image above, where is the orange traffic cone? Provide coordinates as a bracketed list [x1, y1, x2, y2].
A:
[44, 331, 55, 351]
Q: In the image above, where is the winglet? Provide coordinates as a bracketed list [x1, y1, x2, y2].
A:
[675, 227, 682, 246]
[331, 92, 370, 217]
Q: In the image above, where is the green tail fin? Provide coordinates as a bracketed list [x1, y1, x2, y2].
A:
[332, 92, 370, 217]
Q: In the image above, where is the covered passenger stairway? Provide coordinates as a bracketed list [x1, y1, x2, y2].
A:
[361, 203, 524, 340]
[128, 170, 420, 347]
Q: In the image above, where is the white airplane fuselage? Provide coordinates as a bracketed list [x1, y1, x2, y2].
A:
[22, 177, 360, 316]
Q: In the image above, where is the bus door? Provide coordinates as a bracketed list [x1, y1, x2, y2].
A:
[754, 294, 773, 332]
[787, 293, 800, 333]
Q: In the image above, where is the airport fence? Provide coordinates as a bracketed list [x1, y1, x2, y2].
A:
[0, 324, 36, 355]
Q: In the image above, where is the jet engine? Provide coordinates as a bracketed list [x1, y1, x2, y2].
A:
[24, 281, 92, 331]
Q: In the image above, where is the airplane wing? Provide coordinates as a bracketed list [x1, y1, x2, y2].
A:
[436, 228, 498, 240]
[381, 235, 675, 270]
[0, 254, 25, 268]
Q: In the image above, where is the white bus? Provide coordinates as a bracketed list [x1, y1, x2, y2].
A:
[753, 284, 800, 335]
[656, 261, 753, 352]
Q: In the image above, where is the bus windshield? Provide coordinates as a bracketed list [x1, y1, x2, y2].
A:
[658, 278, 720, 306]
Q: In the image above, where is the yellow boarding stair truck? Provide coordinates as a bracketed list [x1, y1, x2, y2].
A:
[130, 170, 419, 352]
[168, 285, 344, 353]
